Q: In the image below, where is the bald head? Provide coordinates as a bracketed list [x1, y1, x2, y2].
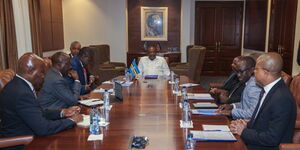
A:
[256, 52, 283, 76]
[17, 53, 46, 90]
[70, 41, 81, 57]
[51, 52, 72, 76]
[17, 53, 45, 75]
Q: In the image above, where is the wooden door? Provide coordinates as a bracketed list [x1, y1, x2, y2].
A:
[269, 0, 298, 74]
[195, 1, 243, 76]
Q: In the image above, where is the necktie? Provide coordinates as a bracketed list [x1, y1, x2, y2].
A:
[249, 88, 265, 126]
[32, 89, 37, 99]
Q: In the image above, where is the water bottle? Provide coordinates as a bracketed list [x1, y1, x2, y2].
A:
[185, 132, 196, 150]
[105, 109, 110, 123]
[170, 71, 174, 83]
[125, 68, 130, 83]
[90, 107, 100, 134]
[181, 86, 187, 100]
[173, 77, 179, 93]
[182, 100, 190, 123]
[103, 90, 110, 109]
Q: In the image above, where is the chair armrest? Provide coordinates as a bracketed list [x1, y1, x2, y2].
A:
[109, 62, 126, 67]
[279, 144, 300, 150]
[295, 120, 300, 129]
[99, 64, 115, 69]
[0, 135, 33, 148]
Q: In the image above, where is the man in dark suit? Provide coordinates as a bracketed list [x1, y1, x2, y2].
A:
[0, 53, 83, 150]
[230, 52, 296, 150]
[210, 56, 245, 104]
[67, 47, 96, 95]
[38, 52, 81, 109]
[69, 41, 81, 58]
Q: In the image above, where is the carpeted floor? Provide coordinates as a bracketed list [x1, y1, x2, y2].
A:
[199, 76, 228, 90]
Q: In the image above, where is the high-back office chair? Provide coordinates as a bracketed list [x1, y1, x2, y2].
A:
[281, 71, 292, 87]
[89, 45, 126, 82]
[170, 46, 206, 83]
[0, 69, 34, 148]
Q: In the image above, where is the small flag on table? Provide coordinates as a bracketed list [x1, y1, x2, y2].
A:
[129, 59, 140, 77]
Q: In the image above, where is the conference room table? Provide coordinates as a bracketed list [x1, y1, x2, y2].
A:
[25, 76, 246, 150]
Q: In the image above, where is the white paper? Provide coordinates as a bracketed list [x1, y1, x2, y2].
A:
[92, 88, 114, 93]
[122, 81, 133, 87]
[87, 134, 103, 141]
[193, 102, 218, 108]
[102, 80, 113, 84]
[179, 83, 200, 87]
[190, 130, 236, 141]
[168, 81, 175, 84]
[188, 93, 214, 100]
[202, 125, 230, 132]
[77, 115, 90, 127]
[180, 120, 193, 128]
[79, 99, 103, 106]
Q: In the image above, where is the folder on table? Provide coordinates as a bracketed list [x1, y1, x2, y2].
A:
[193, 102, 218, 108]
[190, 130, 237, 141]
[78, 99, 103, 107]
[202, 125, 230, 132]
[191, 109, 220, 115]
[187, 93, 214, 100]
[144, 75, 158, 79]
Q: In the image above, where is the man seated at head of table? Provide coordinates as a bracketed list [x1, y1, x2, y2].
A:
[216, 56, 261, 119]
[0, 53, 83, 150]
[229, 52, 296, 150]
[38, 52, 81, 110]
[209, 56, 245, 104]
[138, 46, 170, 76]
[66, 47, 97, 95]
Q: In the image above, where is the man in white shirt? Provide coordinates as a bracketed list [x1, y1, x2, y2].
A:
[138, 46, 170, 76]
[229, 52, 296, 150]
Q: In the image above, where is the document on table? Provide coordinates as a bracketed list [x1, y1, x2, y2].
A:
[179, 83, 200, 87]
[190, 130, 236, 141]
[92, 88, 114, 93]
[121, 81, 133, 87]
[193, 102, 218, 108]
[77, 115, 90, 127]
[202, 125, 230, 132]
[187, 93, 214, 100]
[87, 134, 103, 141]
[78, 99, 103, 107]
[191, 109, 220, 115]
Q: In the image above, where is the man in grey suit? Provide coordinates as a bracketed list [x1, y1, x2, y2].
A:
[38, 52, 81, 109]
[217, 56, 262, 119]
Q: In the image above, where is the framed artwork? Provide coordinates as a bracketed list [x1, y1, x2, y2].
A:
[141, 7, 168, 41]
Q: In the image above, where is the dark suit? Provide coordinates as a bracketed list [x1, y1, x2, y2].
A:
[38, 67, 81, 109]
[0, 76, 75, 149]
[66, 56, 89, 95]
[241, 79, 296, 150]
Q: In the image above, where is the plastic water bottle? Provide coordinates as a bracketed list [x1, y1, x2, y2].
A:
[182, 100, 190, 123]
[182, 86, 187, 100]
[90, 107, 100, 134]
[173, 77, 179, 93]
[125, 69, 130, 83]
[103, 90, 110, 109]
[170, 71, 174, 83]
[185, 132, 196, 150]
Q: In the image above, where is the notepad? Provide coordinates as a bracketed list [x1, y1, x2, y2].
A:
[121, 81, 133, 87]
[193, 102, 218, 108]
[202, 125, 230, 132]
[179, 83, 200, 87]
[77, 115, 90, 127]
[78, 99, 103, 107]
[144, 75, 158, 79]
[87, 134, 103, 141]
[191, 109, 220, 115]
[187, 93, 214, 100]
[190, 130, 236, 141]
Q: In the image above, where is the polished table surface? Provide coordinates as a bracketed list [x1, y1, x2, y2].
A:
[25, 76, 246, 150]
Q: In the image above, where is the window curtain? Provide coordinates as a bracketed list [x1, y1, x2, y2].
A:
[28, 0, 43, 57]
[0, 0, 18, 70]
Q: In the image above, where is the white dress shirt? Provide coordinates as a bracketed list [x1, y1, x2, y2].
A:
[138, 56, 170, 76]
[254, 77, 281, 119]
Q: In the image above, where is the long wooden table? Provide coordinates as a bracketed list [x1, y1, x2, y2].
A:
[25, 76, 246, 150]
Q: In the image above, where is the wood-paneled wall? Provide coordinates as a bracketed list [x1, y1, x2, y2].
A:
[127, 0, 181, 52]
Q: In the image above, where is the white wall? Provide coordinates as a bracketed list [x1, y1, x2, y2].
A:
[54, 0, 127, 63]
[12, 0, 32, 58]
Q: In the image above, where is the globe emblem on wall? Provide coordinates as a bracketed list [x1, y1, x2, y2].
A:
[146, 13, 163, 37]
